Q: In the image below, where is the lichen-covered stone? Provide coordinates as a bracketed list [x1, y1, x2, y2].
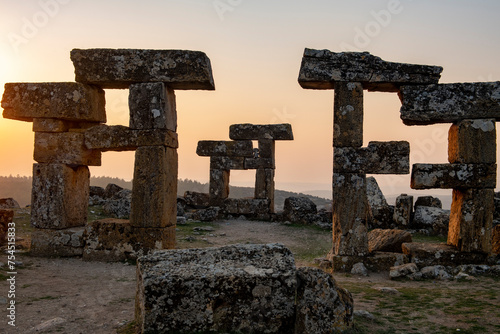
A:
[399, 82, 500, 125]
[368, 229, 412, 253]
[71, 48, 215, 90]
[333, 141, 410, 174]
[448, 119, 496, 164]
[183, 191, 210, 208]
[229, 123, 293, 140]
[244, 157, 275, 169]
[448, 188, 493, 253]
[283, 197, 317, 224]
[366, 177, 394, 228]
[294, 267, 353, 334]
[255, 168, 274, 206]
[31, 163, 89, 229]
[30, 228, 85, 257]
[135, 244, 297, 333]
[389, 263, 418, 279]
[298, 48, 442, 92]
[411, 163, 496, 189]
[0, 209, 14, 245]
[210, 156, 245, 170]
[402, 242, 489, 267]
[329, 252, 408, 273]
[222, 198, 271, 216]
[129, 82, 177, 131]
[130, 146, 177, 228]
[33, 118, 99, 133]
[209, 169, 230, 204]
[393, 194, 413, 228]
[414, 196, 442, 209]
[84, 125, 178, 151]
[412, 206, 450, 236]
[197, 140, 253, 157]
[333, 81, 363, 147]
[34, 132, 101, 166]
[1, 82, 106, 122]
[84, 219, 175, 261]
[257, 139, 275, 159]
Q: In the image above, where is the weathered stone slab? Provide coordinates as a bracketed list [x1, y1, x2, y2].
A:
[210, 156, 245, 170]
[183, 191, 210, 208]
[334, 141, 410, 174]
[295, 267, 353, 333]
[71, 48, 215, 90]
[411, 163, 496, 189]
[448, 188, 493, 253]
[130, 146, 177, 228]
[0, 209, 14, 245]
[30, 228, 85, 257]
[31, 163, 89, 229]
[448, 119, 496, 164]
[222, 198, 271, 216]
[414, 196, 442, 208]
[402, 242, 489, 267]
[229, 123, 293, 140]
[209, 169, 230, 203]
[135, 244, 297, 334]
[332, 173, 369, 256]
[368, 229, 412, 253]
[84, 125, 178, 151]
[413, 206, 450, 236]
[197, 140, 253, 157]
[129, 82, 176, 131]
[84, 219, 175, 261]
[399, 82, 500, 125]
[283, 197, 317, 224]
[1, 82, 106, 122]
[33, 118, 99, 133]
[244, 157, 275, 169]
[34, 132, 101, 166]
[334, 81, 363, 147]
[393, 194, 413, 228]
[298, 48, 442, 92]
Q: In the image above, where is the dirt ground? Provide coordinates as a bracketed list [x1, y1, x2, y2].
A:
[1, 219, 499, 333]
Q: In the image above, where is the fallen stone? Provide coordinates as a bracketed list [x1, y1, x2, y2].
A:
[84, 125, 178, 151]
[390, 263, 419, 279]
[367, 177, 394, 228]
[229, 123, 294, 140]
[2, 82, 106, 122]
[283, 197, 317, 224]
[333, 81, 363, 148]
[333, 141, 410, 174]
[412, 206, 450, 236]
[375, 287, 400, 295]
[177, 201, 185, 217]
[89, 186, 105, 198]
[129, 82, 176, 131]
[30, 228, 85, 257]
[420, 265, 452, 280]
[32, 317, 67, 332]
[414, 196, 442, 209]
[393, 194, 413, 228]
[184, 191, 210, 208]
[329, 252, 408, 273]
[448, 119, 496, 164]
[298, 48, 442, 92]
[0, 198, 20, 209]
[0, 209, 14, 245]
[103, 190, 131, 219]
[135, 244, 297, 333]
[353, 310, 375, 321]
[193, 207, 220, 222]
[411, 163, 496, 189]
[456, 264, 492, 276]
[197, 140, 254, 157]
[222, 198, 271, 217]
[71, 48, 215, 90]
[399, 82, 500, 125]
[368, 229, 412, 253]
[351, 262, 369, 276]
[402, 242, 489, 267]
[104, 183, 124, 199]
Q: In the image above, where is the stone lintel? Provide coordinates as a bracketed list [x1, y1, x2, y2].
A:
[1, 82, 106, 122]
[84, 125, 178, 151]
[411, 163, 496, 189]
[333, 141, 410, 174]
[399, 82, 500, 125]
[197, 140, 253, 157]
[71, 48, 215, 90]
[34, 132, 101, 166]
[229, 123, 293, 140]
[298, 48, 442, 92]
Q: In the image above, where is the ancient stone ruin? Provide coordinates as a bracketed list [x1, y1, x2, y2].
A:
[191, 123, 293, 218]
[1, 48, 215, 260]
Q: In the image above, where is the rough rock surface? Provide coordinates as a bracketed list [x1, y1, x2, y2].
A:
[390, 263, 419, 279]
[103, 189, 132, 219]
[402, 242, 489, 267]
[197, 140, 254, 157]
[71, 48, 215, 90]
[493, 223, 500, 254]
[184, 191, 210, 208]
[448, 119, 496, 164]
[366, 177, 394, 228]
[393, 194, 413, 228]
[298, 48, 442, 92]
[368, 229, 412, 253]
[412, 206, 450, 236]
[0, 209, 14, 245]
[350, 262, 369, 276]
[192, 206, 220, 222]
[229, 123, 294, 140]
[30, 228, 85, 257]
[34, 132, 101, 166]
[333, 81, 364, 148]
[1, 82, 106, 122]
[411, 163, 496, 189]
[399, 82, 500, 125]
[283, 197, 317, 224]
[414, 196, 442, 209]
[0, 198, 20, 209]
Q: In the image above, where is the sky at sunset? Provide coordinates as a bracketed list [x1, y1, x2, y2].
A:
[1, 0, 499, 200]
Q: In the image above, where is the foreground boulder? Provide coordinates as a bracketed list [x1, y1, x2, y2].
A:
[136, 243, 353, 334]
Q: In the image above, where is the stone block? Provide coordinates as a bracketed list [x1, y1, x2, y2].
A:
[83, 219, 175, 261]
[129, 82, 177, 131]
[31, 163, 89, 229]
[71, 48, 215, 90]
[298, 48, 442, 92]
[257, 139, 275, 159]
[183, 191, 210, 208]
[448, 188, 493, 253]
[294, 267, 353, 333]
[1, 82, 106, 122]
[197, 140, 253, 157]
[30, 228, 85, 257]
[366, 177, 394, 228]
[402, 242, 489, 268]
[0, 209, 14, 245]
[368, 229, 412, 253]
[413, 206, 450, 236]
[400, 82, 500, 125]
[222, 198, 271, 216]
[448, 119, 496, 164]
[492, 224, 500, 254]
[244, 157, 275, 169]
[332, 173, 369, 256]
[130, 146, 177, 228]
[34, 132, 101, 166]
[333, 141, 410, 174]
[255, 168, 274, 204]
[209, 169, 230, 202]
[328, 252, 408, 272]
[414, 196, 442, 208]
[33, 118, 99, 133]
[333, 81, 363, 147]
[229, 123, 293, 140]
[210, 156, 245, 170]
[283, 197, 317, 224]
[84, 125, 178, 151]
[135, 244, 297, 334]
[393, 194, 413, 228]
[411, 163, 496, 189]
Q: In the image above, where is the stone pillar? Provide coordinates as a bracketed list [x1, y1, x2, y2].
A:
[255, 168, 275, 212]
[209, 169, 230, 205]
[394, 194, 413, 229]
